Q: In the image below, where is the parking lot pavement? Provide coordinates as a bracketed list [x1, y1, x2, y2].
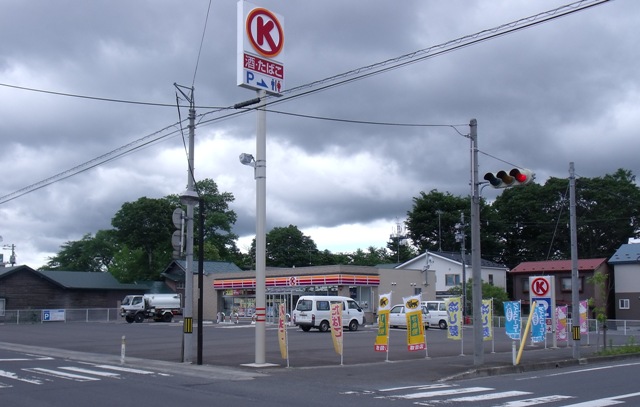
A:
[1, 321, 638, 382]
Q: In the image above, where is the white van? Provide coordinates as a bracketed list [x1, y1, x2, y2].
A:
[423, 300, 448, 329]
[293, 295, 365, 332]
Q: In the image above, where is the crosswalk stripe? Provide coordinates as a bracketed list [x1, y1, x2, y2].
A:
[0, 369, 43, 385]
[446, 390, 532, 402]
[90, 364, 156, 375]
[24, 368, 100, 382]
[386, 386, 493, 400]
[495, 395, 575, 407]
[379, 383, 451, 392]
[59, 367, 121, 378]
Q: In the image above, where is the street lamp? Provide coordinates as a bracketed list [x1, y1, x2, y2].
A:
[2, 244, 16, 266]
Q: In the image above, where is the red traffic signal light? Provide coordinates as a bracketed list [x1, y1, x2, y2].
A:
[484, 168, 534, 189]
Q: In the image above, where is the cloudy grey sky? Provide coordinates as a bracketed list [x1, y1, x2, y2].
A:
[1, 0, 637, 268]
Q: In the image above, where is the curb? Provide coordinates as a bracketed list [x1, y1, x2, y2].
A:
[440, 352, 640, 382]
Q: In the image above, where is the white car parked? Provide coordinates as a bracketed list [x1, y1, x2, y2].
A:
[388, 304, 430, 329]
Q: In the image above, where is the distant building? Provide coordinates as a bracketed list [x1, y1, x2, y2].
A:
[509, 258, 611, 317]
[0, 266, 145, 313]
[397, 251, 508, 299]
[608, 244, 640, 320]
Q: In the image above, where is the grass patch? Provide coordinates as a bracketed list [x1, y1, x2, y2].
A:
[596, 337, 640, 356]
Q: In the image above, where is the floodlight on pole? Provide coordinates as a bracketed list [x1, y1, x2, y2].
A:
[239, 153, 256, 167]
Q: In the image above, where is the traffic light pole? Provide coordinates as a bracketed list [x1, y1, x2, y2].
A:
[175, 83, 197, 364]
[469, 118, 484, 366]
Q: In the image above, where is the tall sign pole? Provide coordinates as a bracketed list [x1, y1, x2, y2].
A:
[469, 119, 484, 366]
[237, 1, 285, 366]
[254, 88, 267, 364]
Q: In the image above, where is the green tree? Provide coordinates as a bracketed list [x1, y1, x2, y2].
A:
[346, 246, 393, 266]
[40, 230, 118, 272]
[405, 190, 501, 260]
[111, 197, 174, 280]
[250, 225, 318, 268]
[587, 269, 612, 351]
[167, 178, 241, 264]
[492, 168, 640, 268]
[108, 245, 149, 283]
[447, 279, 509, 316]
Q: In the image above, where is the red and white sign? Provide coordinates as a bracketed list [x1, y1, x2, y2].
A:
[237, 1, 285, 95]
[246, 7, 284, 58]
[531, 277, 550, 296]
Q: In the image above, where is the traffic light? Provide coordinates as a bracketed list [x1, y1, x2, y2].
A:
[484, 168, 534, 188]
[171, 207, 185, 258]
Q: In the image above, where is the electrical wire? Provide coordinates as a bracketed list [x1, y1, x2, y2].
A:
[0, 0, 611, 204]
[192, 0, 212, 88]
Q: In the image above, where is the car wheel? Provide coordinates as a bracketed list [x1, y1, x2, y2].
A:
[319, 320, 330, 332]
[134, 313, 145, 323]
[301, 325, 311, 332]
[348, 320, 358, 331]
[162, 313, 173, 323]
[439, 320, 448, 329]
[125, 315, 134, 324]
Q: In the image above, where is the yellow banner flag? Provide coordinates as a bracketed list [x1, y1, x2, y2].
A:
[374, 292, 391, 352]
[278, 303, 288, 359]
[330, 302, 343, 356]
[482, 299, 493, 341]
[403, 294, 425, 351]
[445, 297, 462, 340]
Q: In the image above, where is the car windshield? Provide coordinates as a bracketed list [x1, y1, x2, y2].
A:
[296, 300, 313, 312]
[122, 297, 131, 305]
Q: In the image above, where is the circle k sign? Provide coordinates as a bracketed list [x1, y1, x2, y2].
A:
[246, 7, 284, 58]
[530, 277, 551, 297]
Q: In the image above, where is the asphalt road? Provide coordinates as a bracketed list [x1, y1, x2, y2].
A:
[2, 320, 640, 406]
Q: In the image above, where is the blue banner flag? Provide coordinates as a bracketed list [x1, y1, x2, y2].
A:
[531, 303, 546, 343]
[504, 301, 521, 340]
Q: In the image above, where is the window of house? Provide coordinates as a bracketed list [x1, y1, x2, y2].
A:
[561, 277, 583, 292]
[0, 298, 5, 316]
[488, 274, 494, 286]
[619, 299, 630, 310]
[522, 278, 529, 293]
[445, 274, 461, 286]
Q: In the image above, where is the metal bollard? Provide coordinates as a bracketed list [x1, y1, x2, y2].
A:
[121, 335, 126, 365]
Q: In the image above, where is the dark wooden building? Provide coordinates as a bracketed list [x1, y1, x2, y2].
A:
[0, 265, 145, 310]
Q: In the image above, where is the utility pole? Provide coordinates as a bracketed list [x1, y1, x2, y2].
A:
[469, 118, 484, 366]
[175, 83, 198, 364]
[569, 162, 581, 359]
[455, 212, 467, 320]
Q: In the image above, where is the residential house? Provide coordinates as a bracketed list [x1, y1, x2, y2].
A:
[608, 243, 640, 320]
[509, 258, 612, 317]
[396, 251, 508, 299]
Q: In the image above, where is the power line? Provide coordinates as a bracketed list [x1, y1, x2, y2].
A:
[0, 0, 610, 204]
